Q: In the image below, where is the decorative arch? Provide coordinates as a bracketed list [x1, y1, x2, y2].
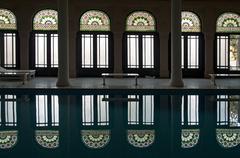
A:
[216, 129, 240, 148]
[0, 9, 17, 30]
[127, 130, 155, 148]
[181, 129, 200, 148]
[35, 130, 59, 149]
[81, 130, 110, 149]
[80, 10, 110, 31]
[216, 12, 240, 33]
[33, 9, 58, 30]
[126, 11, 155, 32]
[0, 131, 18, 149]
[181, 11, 201, 32]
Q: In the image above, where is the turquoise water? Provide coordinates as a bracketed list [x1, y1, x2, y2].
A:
[0, 90, 239, 158]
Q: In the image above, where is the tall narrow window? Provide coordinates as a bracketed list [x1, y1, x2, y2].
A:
[180, 11, 203, 77]
[0, 95, 17, 127]
[215, 12, 240, 73]
[82, 95, 109, 126]
[30, 9, 58, 76]
[128, 95, 154, 125]
[124, 11, 159, 77]
[77, 10, 113, 76]
[35, 95, 59, 127]
[0, 9, 19, 69]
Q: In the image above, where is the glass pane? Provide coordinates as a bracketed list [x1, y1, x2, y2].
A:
[230, 35, 240, 70]
[97, 35, 109, 68]
[142, 35, 154, 68]
[143, 95, 154, 125]
[51, 95, 59, 126]
[187, 36, 199, 69]
[217, 95, 228, 125]
[51, 34, 58, 68]
[35, 34, 47, 67]
[128, 95, 139, 125]
[4, 33, 16, 68]
[82, 95, 94, 125]
[217, 36, 229, 69]
[97, 95, 109, 125]
[127, 35, 139, 68]
[5, 95, 17, 126]
[36, 95, 48, 126]
[229, 95, 240, 127]
[82, 34, 93, 68]
[181, 36, 184, 68]
[187, 95, 199, 125]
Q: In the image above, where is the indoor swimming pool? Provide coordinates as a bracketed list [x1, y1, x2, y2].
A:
[0, 89, 240, 158]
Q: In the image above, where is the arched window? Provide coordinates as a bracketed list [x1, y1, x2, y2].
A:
[81, 130, 110, 149]
[77, 10, 113, 76]
[181, 129, 200, 148]
[123, 11, 159, 77]
[35, 130, 59, 148]
[30, 9, 58, 76]
[0, 131, 18, 149]
[127, 130, 155, 148]
[0, 9, 19, 69]
[216, 129, 240, 148]
[215, 12, 240, 73]
[179, 11, 204, 77]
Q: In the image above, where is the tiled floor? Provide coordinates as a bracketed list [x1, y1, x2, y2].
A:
[0, 77, 239, 90]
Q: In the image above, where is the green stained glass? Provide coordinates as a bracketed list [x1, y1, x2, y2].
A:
[33, 9, 58, 30]
[0, 9, 17, 30]
[80, 10, 110, 31]
[126, 11, 155, 32]
[127, 130, 155, 148]
[181, 129, 200, 148]
[0, 130, 18, 149]
[216, 129, 240, 148]
[35, 130, 59, 149]
[81, 130, 110, 149]
[181, 11, 201, 32]
[217, 13, 240, 33]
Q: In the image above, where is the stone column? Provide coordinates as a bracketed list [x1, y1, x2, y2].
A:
[170, 0, 184, 87]
[56, 0, 70, 86]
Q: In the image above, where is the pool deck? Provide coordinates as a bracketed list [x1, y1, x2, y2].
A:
[0, 77, 239, 91]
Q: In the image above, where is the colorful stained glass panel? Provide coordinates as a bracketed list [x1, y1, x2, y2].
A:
[217, 13, 240, 33]
[33, 10, 58, 30]
[0, 9, 16, 30]
[181, 11, 201, 32]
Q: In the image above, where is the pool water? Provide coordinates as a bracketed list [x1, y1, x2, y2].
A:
[0, 90, 239, 158]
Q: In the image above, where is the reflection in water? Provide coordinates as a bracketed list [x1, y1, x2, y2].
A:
[127, 130, 155, 148]
[35, 130, 59, 149]
[81, 130, 110, 149]
[0, 95, 17, 126]
[216, 129, 240, 148]
[181, 129, 200, 148]
[128, 95, 154, 125]
[0, 130, 17, 149]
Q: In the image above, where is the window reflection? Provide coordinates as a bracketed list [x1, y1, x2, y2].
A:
[82, 95, 109, 126]
[217, 95, 240, 127]
[0, 95, 17, 126]
[128, 95, 154, 125]
[181, 95, 199, 125]
[35, 95, 59, 127]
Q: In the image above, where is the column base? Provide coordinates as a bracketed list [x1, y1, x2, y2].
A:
[56, 78, 70, 87]
[169, 74, 184, 87]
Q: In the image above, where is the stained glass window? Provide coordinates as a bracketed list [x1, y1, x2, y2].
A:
[80, 10, 110, 31]
[35, 130, 59, 148]
[216, 129, 240, 148]
[126, 11, 155, 32]
[127, 130, 155, 148]
[81, 130, 110, 149]
[216, 12, 240, 33]
[181, 11, 201, 32]
[0, 9, 16, 30]
[33, 9, 58, 30]
[0, 130, 18, 149]
[181, 129, 200, 148]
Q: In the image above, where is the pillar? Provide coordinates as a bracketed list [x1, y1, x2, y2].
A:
[170, 0, 184, 87]
[56, 0, 70, 86]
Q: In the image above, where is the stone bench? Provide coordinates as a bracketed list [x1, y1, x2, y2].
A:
[101, 73, 139, 86]
[209, 73, 240, 86]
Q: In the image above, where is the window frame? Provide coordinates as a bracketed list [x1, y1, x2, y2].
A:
[122, 31, 160, 77]
[76, 31, 114, 76]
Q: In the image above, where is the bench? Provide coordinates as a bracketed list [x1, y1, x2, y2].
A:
[101, 73, 139, 86]
[209, 73, 240, 86]
[0, 72, 29, 84]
